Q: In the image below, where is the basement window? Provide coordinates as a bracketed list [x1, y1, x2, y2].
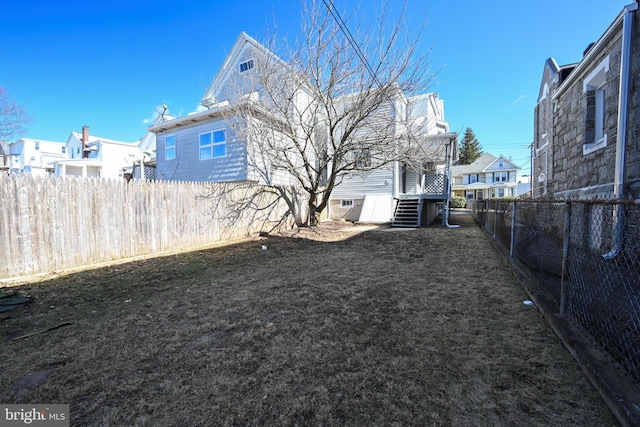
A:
[340, 199, 354, 208]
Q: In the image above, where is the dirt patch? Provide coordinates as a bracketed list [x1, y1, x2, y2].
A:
[0, 215, 616, 426]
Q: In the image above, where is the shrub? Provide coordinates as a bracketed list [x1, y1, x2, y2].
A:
[450, 195, 466, 208]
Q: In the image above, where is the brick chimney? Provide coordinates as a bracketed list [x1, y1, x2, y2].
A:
[82, 126, 89, 158]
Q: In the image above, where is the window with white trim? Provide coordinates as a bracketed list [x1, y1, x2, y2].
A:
[468, 174, 478, 184]
[199, 129, 226, 160]
[583, 56, 609, 154]
[340, 199, 354, 208]
[494, 172, 508, 182]
[239, 59, 254, 73]
[165, 135, 176, 160]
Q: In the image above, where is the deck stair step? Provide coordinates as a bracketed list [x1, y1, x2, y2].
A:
[391, 198, 420, 227]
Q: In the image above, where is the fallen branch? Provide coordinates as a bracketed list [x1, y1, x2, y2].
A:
[12, 322, 73, 341]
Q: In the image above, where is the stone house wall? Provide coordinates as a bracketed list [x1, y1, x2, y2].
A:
[551, 28, 622, 198]
[534, 7, 640, 200]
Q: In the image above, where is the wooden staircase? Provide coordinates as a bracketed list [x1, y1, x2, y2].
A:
[391, 197, 420, 227]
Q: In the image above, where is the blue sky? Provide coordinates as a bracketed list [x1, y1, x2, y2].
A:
[0, 0, 633, 175]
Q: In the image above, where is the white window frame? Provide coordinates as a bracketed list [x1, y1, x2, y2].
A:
[469, 174, 478, 184]
[583, 56, 609, 155]
[239, 59, 254, 73]
[199, 129, 226, 160]
[340, 199, 354, 208]
[495, 172, 508, 182]
[165, 134, 176, 160]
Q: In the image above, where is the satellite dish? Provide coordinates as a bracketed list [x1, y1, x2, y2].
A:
[154, 104, 169, 120]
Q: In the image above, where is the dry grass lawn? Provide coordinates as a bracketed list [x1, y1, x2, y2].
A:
[1, 214, 617, 426]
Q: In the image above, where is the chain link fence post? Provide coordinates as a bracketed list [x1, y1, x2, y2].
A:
[510, 200, 517, 258]
[560, 201, 571, 315]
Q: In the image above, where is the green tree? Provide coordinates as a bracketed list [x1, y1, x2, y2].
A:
[458, 127, 482, 165]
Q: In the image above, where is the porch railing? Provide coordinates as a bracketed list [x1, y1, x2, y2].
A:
[422, 173, 447, 196]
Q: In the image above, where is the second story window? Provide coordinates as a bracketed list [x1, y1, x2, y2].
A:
[199, 130, 226, 160]
[239, 59, 254, 73]
[494, 172, 508, 182]
[165, 135, 176, 160]
[35, 142, 40, 150]
[61, 146, 66, 154]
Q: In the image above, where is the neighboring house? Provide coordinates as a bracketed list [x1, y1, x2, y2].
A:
[533, 3, 640, 200]
[517, 175, 532, 197]
[151, 32, 457, 226]
[0, 142, 9, 172]
[451, 153, 521, 201]
[54, 126, 139, 179]
[7, 138, 66, 176]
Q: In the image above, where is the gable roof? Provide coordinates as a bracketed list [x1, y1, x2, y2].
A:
[200, 32, 286, 107]
[451, 153, 496, 175]
[484, 155, 521, 172]
[450, 153, 522, 176]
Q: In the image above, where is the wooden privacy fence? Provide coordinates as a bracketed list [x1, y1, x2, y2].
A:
[0, 174, 304, 280]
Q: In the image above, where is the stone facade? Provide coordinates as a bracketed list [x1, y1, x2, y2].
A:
[533, 5, 640, 199]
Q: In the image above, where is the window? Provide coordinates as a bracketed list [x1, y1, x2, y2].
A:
[165, 135, 176, 160]
[583, 56, 609, 154]
[497, 188, 505, 198]
[498, 160, 504, 168]
[469, 174, 478, 184]
[340, 199, 354, 208]
[199, 130, 226, 160]
[355, 148, 372, 168]
[61, 146, 66, 154]
[494, 172, 508, 182]
[35, 142, 40, 150]
[239, 59, 254, 73]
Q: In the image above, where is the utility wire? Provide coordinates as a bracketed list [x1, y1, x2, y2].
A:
[321, 0, 383, 90]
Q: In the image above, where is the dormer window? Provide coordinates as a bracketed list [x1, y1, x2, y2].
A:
[239, 60, 254, 73]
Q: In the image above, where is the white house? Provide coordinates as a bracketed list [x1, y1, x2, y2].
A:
[450, 153, 522, 201]
[151, 32, 457, 226]
[54, 126, 139, 179]
[7, 138, 67, 176]
[330, 92, 457, 225]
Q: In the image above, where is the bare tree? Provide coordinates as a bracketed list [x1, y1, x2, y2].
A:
[223, 0, 438, 226]
[0, 86, 31, 155]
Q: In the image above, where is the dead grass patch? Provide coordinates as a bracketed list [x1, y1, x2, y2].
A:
[1, 215, 616, 426]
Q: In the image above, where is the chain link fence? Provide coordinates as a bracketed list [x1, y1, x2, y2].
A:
[474, 199, 640, 387]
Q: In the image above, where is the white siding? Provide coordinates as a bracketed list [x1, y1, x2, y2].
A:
[331, 166, 395, 199]
[156, 119, 247, 183]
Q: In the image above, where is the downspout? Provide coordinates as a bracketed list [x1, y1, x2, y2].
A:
[444, 138, 460, 229]
[603, 3, 637, 259]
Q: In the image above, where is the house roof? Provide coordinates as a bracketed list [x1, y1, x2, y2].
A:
[554, 3, 637, 98]
[200, 32, 288, 107]
[68, 132, 135, 147]
[451, 152, 521, 176]
[451, 153, 496, 175]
